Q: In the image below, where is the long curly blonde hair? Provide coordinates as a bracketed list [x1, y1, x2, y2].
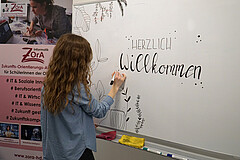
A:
[43, 33, 92, 114]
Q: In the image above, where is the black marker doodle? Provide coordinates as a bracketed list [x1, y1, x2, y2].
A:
[91, 39, 108, 71]
[73, 6, 91, 35]
[109, 87, 132, 130]
[196, 34, 202, 43]
[122, 87, 128, 95]
[122, 87, 131, 123]
[117, 0, 127, 16]
[95, 82, 131, 130]
[94, 80, 106, 101]
[93, 80, 108, 125]
[124, 96, 131, 102]
[135, 95, 145, 133]
[194, 81, 204, 89]
[110, 109, 126, 129]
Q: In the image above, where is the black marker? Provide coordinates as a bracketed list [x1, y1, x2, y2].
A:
[110, 73, 116, 85]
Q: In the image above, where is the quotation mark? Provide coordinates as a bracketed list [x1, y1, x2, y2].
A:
[196, 34, 202, 43]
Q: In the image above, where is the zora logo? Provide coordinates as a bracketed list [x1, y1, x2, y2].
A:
[11, 4, 24, 12]
[21, 47, 45, 64]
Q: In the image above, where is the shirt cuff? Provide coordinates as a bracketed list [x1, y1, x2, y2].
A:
[104, 95, 114, 107]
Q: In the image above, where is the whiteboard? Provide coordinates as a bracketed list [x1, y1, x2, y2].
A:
[72, 0, 240, 157]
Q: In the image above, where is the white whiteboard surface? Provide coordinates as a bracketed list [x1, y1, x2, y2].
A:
[73, 0, 240, 158]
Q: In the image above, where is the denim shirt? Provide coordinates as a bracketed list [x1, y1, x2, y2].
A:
[41, 84, 113, 160]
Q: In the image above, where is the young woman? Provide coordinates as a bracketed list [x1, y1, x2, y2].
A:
[41, 33, 126, 160]
[28, 0, 71, 38]
[5, 126, 14, 138]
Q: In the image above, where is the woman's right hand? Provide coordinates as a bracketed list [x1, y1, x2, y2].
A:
[26, 27, 33, 33]
[25, 26, 36, 37]
[108, 71, 126, 98]
[112, 71, 126, 90]
[26, 21, 35, 36]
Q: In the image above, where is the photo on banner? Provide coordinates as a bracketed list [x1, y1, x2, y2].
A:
[0, 0, 72, 45]
[0, 123, 19, 139]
